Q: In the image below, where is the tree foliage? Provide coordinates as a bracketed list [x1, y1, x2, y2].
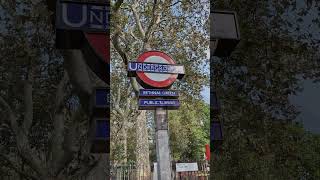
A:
[0, 0, 109, 179]
[211, 0, 320, 179]
[110, 0, 210, 169]
[169, 99, 210, 161]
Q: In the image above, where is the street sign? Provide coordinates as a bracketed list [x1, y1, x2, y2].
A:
[138, 99, 180, 110]
[176, 163, 199, 172]
[56, 1, 110, 32]
[91, 87, 110, 117]
[211, 120, 223, 151]
[211, 11, 240, 40]
[211, 10, 240, 57]
[139, 89, 179, 98]
[94, 119, 109, 139]
[90, 118, 110, 153]
[129, 51, 184, 179]
[90, 87, 110, 154]
[128, 51, 184, 89]
[210, 90, 220, 113]
[94, 88, 109, 108]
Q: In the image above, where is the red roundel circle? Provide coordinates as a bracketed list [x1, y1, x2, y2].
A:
[84, 33, 110, 64]
[136, 51, 178, 89]
[82, 32, 110, 85]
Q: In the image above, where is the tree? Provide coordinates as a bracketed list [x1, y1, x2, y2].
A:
[110, 67, 139, 164]
[111, 0, 209, 178]
[169, 98, 210, 161]
[0, 0, 109, 179]
[211, 0, 320, 179]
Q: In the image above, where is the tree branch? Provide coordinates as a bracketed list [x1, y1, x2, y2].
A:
[0, 94, 44, 177]
[62, 50, 93, 113]
[16, 132, 46, 177]
[111, 32, 129, 65]
[69, 157, 100, 180]
[22, 70, 33, 134]
[0, 153, 38, 180]
[55, 110, 81, 177]
[130, 2, 146, 38]
[111, 31, 140, 95]
[47, 72, 73, 175]
[113, 0, 124, 13]
[144, 0, 161, 44]
[0, 96, 19, 132]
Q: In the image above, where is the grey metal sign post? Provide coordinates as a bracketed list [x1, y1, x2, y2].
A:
[128, 51, 184, 180]
[155, 107, 171, 179]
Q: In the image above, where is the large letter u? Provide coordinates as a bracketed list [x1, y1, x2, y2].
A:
[62, 3, 87, 27]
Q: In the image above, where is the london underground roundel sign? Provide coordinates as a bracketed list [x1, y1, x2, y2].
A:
[128, 51, 185, 89]
[137, 51, 177, 88]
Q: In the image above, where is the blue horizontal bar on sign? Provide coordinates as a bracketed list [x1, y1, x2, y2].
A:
[56, 1, 110, 32]
[95, 88, 109, 107]
[95, 119, 109, 139]
[139, 89, 179, 97]
[138, 99, 180, 110]
[211, 121, 223, 141]
[127, 62, 185, 75]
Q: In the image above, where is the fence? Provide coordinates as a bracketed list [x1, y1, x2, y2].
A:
[111, 161, 210, 180]
[1, 161, 209, 180]
[111, 164, 151, 180]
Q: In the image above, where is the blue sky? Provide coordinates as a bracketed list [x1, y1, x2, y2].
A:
[290, 79, 320, 134]
[287, 1, 320, 134]
[200, 49, 210, 104]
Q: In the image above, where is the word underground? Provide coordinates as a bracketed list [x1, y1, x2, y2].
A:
[128, 62, 184, 74]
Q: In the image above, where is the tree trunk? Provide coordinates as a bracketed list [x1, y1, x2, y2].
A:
[62, 50, 110, 179]
[135, 110, 151, 179]
[87, 154, 110, 180]
[121, 121, 128, 163]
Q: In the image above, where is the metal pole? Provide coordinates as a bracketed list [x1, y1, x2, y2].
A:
[155, 107, 172, 180]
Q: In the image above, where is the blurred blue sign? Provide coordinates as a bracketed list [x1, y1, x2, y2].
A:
[56, 2, 110, 32]
[138, 99, 180, 110]
[211, 121, 223, 141]
[95, 119, 109, 139]
[95, 88, 109, 107]
[139, 89, 179, 97]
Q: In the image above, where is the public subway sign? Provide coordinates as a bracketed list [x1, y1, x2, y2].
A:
[56, 1, 110, 32]
[127, 51, 185, 89]
[138, 99, 180, 110]
[139, 89, 179, 98]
